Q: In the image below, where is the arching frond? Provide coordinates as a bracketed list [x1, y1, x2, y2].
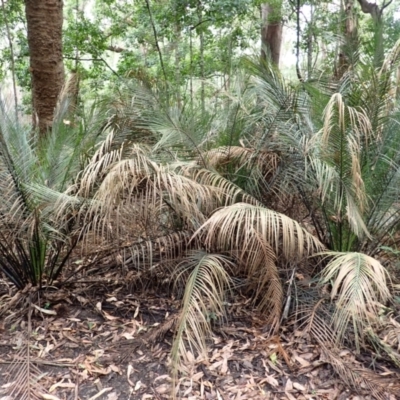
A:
[203, 146, 279, 173]
[320, 251, 391, 349]
[171, 252, 233, 374]
[237, 229, 283, 330]
[195, 203, 323, 260]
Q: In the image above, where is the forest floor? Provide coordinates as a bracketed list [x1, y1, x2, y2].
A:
[0, 267, 398, 400]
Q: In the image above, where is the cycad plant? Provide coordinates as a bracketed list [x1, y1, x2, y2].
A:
[212, 43, 400, 351]
[3, 47, 399, 395]
[62, 82, 322, 379]
[0, 100, 101, 290]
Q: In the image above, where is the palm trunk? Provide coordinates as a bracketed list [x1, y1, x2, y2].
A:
[25, 0, 64, 134]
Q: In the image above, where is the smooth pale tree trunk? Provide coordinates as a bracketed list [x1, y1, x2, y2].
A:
[25, 0, 64, 134]
[307, 5, 314, 79]
[174, 20, 182, 109]
[261, 2, 283, 66]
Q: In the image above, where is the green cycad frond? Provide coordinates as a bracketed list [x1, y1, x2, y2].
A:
[102, 79, 221, 158]
[179, 164, 261, 207]
[0, 101, 104, 289]
[320, 251, 391, 349]
[319, 92, 371, 212]
[151, 104, 215, 155]
[100, 80, 159, 146]
[201, 146, 281, 199]
[171, 252, 233, 375]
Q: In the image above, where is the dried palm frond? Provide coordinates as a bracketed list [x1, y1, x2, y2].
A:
[296, 295, 400, 399]
[2, 297, 48, 400]
[366, 327, 400, 368]
[196, 203, 323, 260]
[320, 346, 400, 400]
[114, 231, 196, 275]
[82, 148, 265, 246]
[188, 203, 323, 332]
[319, 251, 391, 349]
[147, 314, 179, 344]
[231, 229, 283, 331]
[203, 146, 279, 174]
[171, 252, 233, 375]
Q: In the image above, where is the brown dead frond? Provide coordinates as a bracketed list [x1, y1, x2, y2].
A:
[235, 229, 283, 331]
[83, 156, 262, 248]
[366, 324, 400, 368]
[2, 297, 48, 400]
[321, 345, 400, 400]
[296, 297, 400, 399]
[171, 252, 233, 375]
[195, 203, 323, 260]
[189, 203, 323, 332]
[320, 251, 391, 349]
[147, 314, 179, 344]
[203, 146, 279, 175]
[179, 164, 261, 207]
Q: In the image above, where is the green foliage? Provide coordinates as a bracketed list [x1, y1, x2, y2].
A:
[0, 99, 104, 289]
[1, 0, 400, 394]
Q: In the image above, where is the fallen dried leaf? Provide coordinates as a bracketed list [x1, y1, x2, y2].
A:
[41, 395, 61, 400]
[285, 378, 293, 391]
[293, 382, 306, 391]
[265, 375, 279, 387]
[155, 384, 170, 394]
[87, 388, 113, 400]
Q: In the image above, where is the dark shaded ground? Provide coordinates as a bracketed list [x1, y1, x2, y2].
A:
[0, 272, 398, 400]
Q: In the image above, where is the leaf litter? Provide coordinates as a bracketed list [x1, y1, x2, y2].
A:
[0, 271, 398, 400]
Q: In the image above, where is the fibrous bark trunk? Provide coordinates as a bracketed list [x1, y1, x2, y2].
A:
[25, 0, 64, 134]
[335, 0, 357, 79]
[344, 0, 358, 54]
[261, 2, 283, 66]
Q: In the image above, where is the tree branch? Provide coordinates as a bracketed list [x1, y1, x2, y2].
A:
[63, 56, 120, 77]
[381, 0, 393, 15]
[107, 45, 125, 53]
[295, 0, 303, 82]
[356, 0, 380, 20]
